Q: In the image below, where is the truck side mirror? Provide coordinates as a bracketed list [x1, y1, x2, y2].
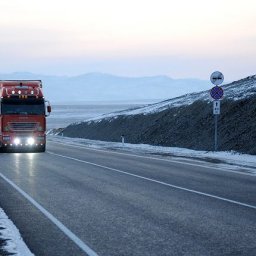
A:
[45, 100, 51, 116]
[47, 106, 51, 113]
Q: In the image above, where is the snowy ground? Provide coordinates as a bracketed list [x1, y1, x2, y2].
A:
[49, 135, 256, 175]
[0, 208, 34, 256]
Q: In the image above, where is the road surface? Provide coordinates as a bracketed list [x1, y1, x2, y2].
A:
[0, 140, 256, 255]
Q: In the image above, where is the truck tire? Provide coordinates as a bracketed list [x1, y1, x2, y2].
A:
[0, 145, 7, 153]
[37, 145, 46, 153]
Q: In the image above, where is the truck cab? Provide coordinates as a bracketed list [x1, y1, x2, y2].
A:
[0, 80, 51, 152]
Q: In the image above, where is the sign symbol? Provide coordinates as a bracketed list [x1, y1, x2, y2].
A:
[212, 76, 222, 82]
[210, 86, 224, 100]
[213, 100, 220, 115]
[210, 71, 224, 86]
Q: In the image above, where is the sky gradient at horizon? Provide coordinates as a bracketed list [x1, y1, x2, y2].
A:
[0, 0, 255, 80]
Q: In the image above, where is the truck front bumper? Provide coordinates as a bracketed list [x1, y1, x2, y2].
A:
[1, 134, 45, 147]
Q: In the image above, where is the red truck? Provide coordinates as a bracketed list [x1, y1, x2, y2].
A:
[0, 80, 51, 152]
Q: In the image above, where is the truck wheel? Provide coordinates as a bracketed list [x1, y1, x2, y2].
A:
[37, 145, 46, 153]
[0, 147, 7, 153]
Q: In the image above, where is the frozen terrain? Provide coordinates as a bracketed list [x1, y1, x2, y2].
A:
[0, 208, 34, 256]
[77, 75, 256, 123]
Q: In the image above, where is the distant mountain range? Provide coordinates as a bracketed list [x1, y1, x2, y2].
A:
[0, 72, 209, 103]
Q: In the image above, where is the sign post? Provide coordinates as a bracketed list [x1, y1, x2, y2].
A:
[213, 100, 220, 151]
[214, 114, 218, 151]
[210, 71, 224, 151]
[121, 135, 125, 147]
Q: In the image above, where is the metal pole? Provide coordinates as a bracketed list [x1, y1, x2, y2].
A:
[214, 114, 218, 151]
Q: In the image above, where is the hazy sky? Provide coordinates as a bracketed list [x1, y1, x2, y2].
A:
[0, 0, 255, 80]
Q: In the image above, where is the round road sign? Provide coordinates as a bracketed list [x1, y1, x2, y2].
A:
[210, 86, 224, 100]
[210, 71, 224, 86]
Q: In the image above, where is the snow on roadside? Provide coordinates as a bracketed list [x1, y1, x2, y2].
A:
[48, 135, 256, 174]
[0, 208, 34, 256]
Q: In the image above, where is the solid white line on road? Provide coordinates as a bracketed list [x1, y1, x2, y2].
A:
[47, 151, 256, 210]
[0, 172, 99, 256]
[49, 140, 256, 177]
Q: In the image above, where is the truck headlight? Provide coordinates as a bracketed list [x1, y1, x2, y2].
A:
[27, 137, 35, 145]
[14, 138, 21, 145]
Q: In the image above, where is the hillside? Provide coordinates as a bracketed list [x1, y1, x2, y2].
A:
[62, 75, 256, 154]
[0, 72, 208, 102]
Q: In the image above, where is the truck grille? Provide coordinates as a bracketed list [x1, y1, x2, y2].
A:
[9, 122, 38, 131]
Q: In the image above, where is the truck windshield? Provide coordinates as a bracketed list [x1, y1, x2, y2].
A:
[1, 99, 45, 115]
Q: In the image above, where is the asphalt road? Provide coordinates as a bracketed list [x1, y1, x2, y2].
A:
[0, 140, 256, 256]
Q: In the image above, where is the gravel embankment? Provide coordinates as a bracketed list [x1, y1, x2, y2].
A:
[62, 96, 256, 155]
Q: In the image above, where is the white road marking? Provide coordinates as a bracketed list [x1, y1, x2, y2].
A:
[49, 140, 256, 177]
[47, 151, 256, 210]
[0, 172, 99, 256]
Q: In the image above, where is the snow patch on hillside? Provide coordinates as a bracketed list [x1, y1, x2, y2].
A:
[73, 75, 256, 124]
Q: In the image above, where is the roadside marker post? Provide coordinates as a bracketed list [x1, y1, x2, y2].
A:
[210, 71, 224, 151]
[121, 135, 125, 147]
